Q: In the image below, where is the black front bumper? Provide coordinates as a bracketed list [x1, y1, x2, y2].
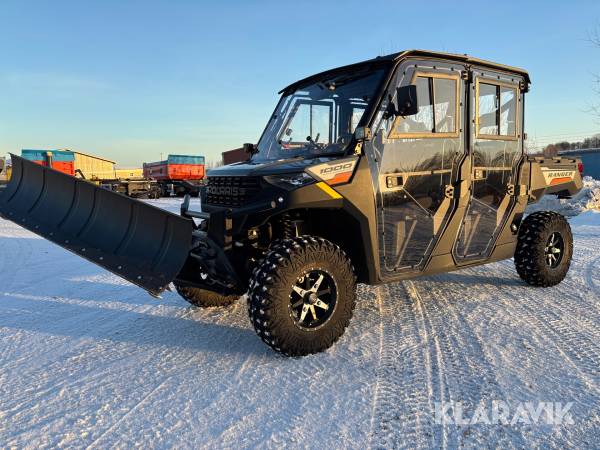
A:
[174, 193, 282, 295]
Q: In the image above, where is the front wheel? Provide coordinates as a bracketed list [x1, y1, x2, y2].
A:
[248, 236, 356, 356]
[514, 211, 573, 287]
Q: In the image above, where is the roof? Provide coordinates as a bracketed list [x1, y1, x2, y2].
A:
[281, 49, 530, 93]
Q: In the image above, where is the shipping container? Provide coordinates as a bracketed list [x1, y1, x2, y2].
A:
[143, 154, 206, 197]
[560, 149, 600, 179]
[21, 149, 76, 176]
[143, 154, 205, 181]
[21, 149, 115, 179]
[222, 148, 248, 165]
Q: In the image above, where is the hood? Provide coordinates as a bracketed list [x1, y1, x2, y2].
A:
[207, 156, 338, 177]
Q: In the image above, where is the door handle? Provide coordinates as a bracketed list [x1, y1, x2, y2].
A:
[474, 169, 486, 180]
[386, 175, 403, 188]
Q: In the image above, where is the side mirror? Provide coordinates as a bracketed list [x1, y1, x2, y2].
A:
[354, 126, 372, 141]
[396, 84, 418, 116]
[243, 143, 257, 155]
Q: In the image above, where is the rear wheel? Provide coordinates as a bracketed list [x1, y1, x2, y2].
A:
[514, 211, 573, 287]
[174, 285, 238, 307]
[248, 236, 356, 356]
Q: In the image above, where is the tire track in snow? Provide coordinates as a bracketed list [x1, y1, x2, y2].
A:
[405, 281, 448, 450]
[498, 290, 600, 389]
[409, 276, 528, 449]
[215, 285, 382, 449]
[584, 255, 600, 292]
[487, 262, 600, 386]
[367, 283, 438, 449]
[367, 286, 385, 446]
[85, 375, 174, 450]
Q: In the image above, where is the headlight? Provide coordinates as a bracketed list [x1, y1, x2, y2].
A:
[264, 172, 315, 190]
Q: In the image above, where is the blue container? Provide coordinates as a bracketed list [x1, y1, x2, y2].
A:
[22, 149, 75, 162]
[167, 154, 205, 165]
[578, 152, 600, 179]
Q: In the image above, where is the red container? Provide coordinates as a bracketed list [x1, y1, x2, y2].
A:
[144, 163, 205, 181]
[52, 161, 75, 176]
[31, 159, 75, 176]
[167, 163, 205, 180]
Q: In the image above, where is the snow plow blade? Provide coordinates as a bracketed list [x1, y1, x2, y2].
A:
[0, 155, 194, 296]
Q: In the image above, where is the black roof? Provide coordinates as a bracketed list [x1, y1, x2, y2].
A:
[280, 49, 530, 94]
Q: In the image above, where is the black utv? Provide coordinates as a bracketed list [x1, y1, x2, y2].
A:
[0, 50, 583, 356]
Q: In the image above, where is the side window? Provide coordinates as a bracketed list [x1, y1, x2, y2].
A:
[476, 80, 518, 139]
[389, 73, 459, 138]
[350, 106, 366, 133]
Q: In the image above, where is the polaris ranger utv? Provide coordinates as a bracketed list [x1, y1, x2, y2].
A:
[0, 50, 583, 356]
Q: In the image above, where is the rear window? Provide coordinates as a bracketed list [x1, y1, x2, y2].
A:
[476, 80, 518, 139]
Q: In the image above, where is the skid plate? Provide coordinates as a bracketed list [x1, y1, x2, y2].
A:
[0, 155, 194, 295]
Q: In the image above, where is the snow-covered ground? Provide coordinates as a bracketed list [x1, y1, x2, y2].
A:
[527, 176, 600, 216]
[1, 194, 599, 449]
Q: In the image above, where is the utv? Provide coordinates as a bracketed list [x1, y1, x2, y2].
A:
[0, 50, 583, 356]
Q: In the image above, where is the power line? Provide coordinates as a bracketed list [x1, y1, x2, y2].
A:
[528, 130, 600, 140]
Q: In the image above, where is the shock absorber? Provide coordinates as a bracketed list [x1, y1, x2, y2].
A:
[280, 212, 296, 239]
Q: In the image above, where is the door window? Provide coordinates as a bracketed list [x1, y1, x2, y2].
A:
[476, 80, 518, 139]
[389, 73, 459, 138]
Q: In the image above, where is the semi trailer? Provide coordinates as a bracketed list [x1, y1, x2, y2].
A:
[20, 149, 159, 198]
[0, 50, 583, 356]
[143, 154, 205, 197]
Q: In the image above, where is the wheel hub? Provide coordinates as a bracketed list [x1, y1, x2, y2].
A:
[544, 232, 564, 268]
[289, 269, 337, 330]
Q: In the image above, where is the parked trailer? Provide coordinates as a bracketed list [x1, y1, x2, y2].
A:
[21, 149, 76, 176]
[21, 149, 114, 179]
[22, 149, 158, 198]
[101, 178, 161, 199]
[143, 154, 205, 197]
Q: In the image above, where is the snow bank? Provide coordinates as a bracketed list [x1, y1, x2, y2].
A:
[526, 176, 600, 217]
[569, 210, 600, 232]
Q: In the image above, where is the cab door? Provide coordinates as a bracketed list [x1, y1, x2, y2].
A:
[367, 61, 466, 274]
[454, 71, 523, 259]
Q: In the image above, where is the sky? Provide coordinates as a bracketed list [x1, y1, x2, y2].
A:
[1, 0, 599, 166]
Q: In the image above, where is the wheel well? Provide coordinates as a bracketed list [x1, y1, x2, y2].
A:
[278, 209, 370, 284]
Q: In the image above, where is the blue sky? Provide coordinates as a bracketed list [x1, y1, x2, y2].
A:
[1, 0, 599, 166]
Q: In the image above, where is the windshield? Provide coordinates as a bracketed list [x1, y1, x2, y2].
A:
[252, 68, 386, 162]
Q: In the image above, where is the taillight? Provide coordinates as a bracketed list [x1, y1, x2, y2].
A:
[578, 162, 584, 175]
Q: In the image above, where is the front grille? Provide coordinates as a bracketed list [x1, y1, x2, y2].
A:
[205, 176, 261, 207]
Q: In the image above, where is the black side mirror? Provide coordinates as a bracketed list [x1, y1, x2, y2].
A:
[243, 143, 257, 155]
[396, 84, 418, 116]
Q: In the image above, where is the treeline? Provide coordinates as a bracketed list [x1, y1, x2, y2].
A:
[540, 134, 600, 157]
